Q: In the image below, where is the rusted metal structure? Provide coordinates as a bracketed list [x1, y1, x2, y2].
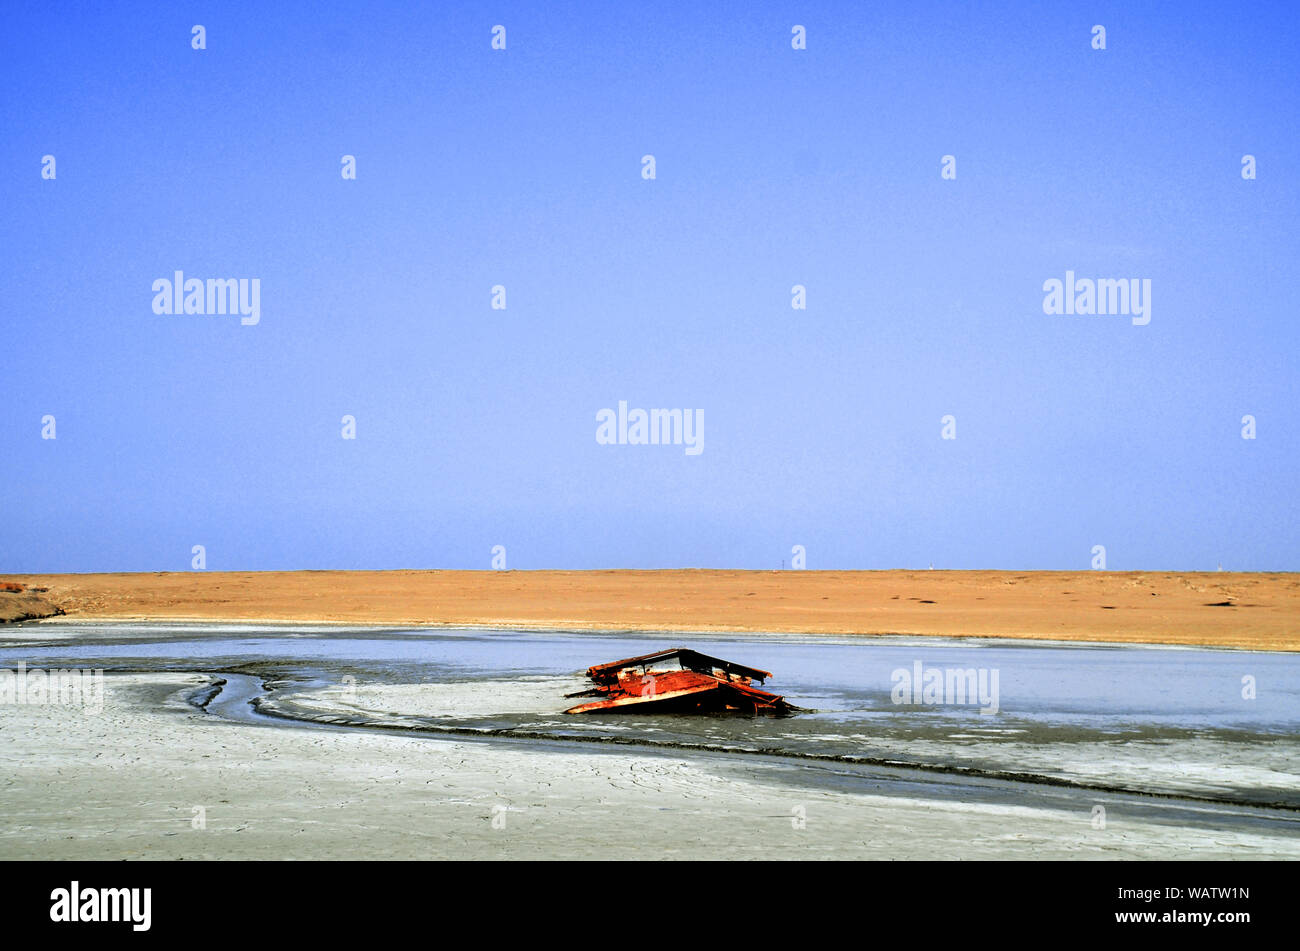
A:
[563, 647, 794, 715]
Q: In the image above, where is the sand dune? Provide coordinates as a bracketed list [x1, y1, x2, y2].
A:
[2, 569, 1296, 651]
[0, 585, 63, 624]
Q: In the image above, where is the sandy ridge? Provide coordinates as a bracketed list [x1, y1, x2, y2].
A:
[2, 569, 1296, 651]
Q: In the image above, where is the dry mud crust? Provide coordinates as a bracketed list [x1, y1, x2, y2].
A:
[2, 671, 1298, 860]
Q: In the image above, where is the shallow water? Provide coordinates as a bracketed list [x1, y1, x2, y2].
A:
[4, 623, 1298, 807]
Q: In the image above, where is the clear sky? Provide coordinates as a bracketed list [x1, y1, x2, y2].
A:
[2, 1, 1296, 572]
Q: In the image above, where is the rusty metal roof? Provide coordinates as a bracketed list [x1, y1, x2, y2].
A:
[585, 647, 772, 684]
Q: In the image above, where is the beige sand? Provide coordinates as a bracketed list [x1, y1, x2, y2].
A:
[3, 569, 1298, 650]
[1, 673, 1294, 860]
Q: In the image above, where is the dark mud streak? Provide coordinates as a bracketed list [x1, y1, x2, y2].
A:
[247, 689, 1300, 814]
[184, 678, 226, 710]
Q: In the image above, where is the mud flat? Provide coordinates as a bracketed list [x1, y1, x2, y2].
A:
[4, 569, 1298, 650]
[1, 671, 1297, 860]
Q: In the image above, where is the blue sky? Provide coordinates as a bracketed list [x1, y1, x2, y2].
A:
[2, 1, 1296, 572]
